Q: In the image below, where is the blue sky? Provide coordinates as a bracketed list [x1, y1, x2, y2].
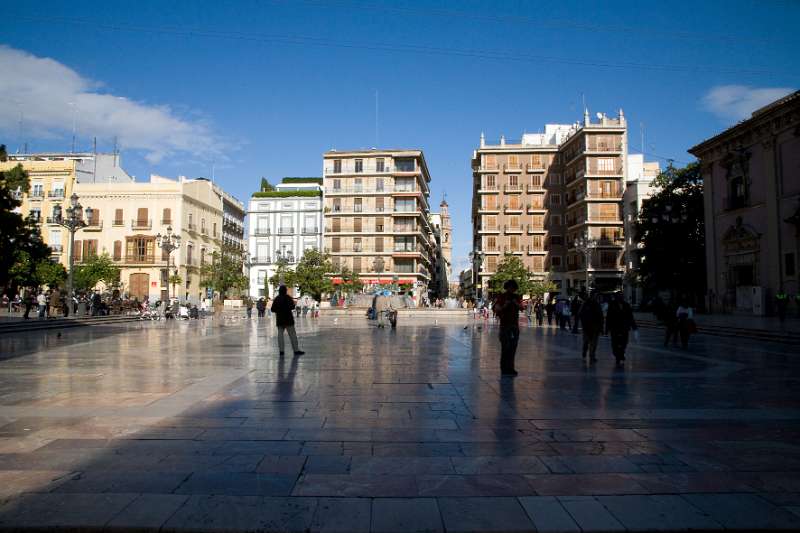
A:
[2, 0, 798, 271]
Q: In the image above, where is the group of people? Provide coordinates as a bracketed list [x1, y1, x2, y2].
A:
[246, 294, 320, 319]
[5, 288, 124, 319]
[491, 281, 642, 376]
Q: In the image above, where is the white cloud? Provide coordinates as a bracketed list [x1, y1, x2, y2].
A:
[0, 45, 226, 162]
[702, 84, 795, 123]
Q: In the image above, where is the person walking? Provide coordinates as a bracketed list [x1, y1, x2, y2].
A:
[578, 292, 604, 362]
[776, 291, 789, 323]
[534, 299, 544, 327]
[605, 292, 638, 364]
[270, 285, 304, 356]
[245, 298, 253, 319]
[663, 300, 680, 347]
[545, 298, 554, 326]
[676, 300, 694, 349]
[49, 287, 61, 319]
[493, 279, 522, 377]
[23, 290, 34, 319]
[256, 297, 266, 318]
[570, 295, 582, 333]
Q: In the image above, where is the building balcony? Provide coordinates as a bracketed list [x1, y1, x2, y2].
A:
[325, 164, 418, 175]
[504, 205, 524, 214]
[527, 224, 545, 233]
[526, 184, 544, 193]
[476, 163, 499, 172]
[125, 255, 156, 264]
[302, 226, 319, 235]
[47, 191, 65, 199]
[251, 256, 272, 265]
[504, 224, 524, 233]
[503, 184, 523, 193]
[478, 185, 499, 194]
[503, 164, 523, 173]
[586, 140, 623, 152]
[161, 219, 173, 226]
[526, 164, 546, 173]
[478, 206, 500, 214]
[477, 226, 501, 234]
[277, 227, 295, 235]
[527, 204, 546, 213]
[29, 192, 45, 200]
[526, 245, 545, 254]
[253, 228, 271, 236]
[50, 244, 63, 253]
[84, 221, 103, 231]
[131, 219, 152, 230]
[502, 246, 524, 255]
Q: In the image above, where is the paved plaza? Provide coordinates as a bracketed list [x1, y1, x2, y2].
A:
[1, 315, 800, 532]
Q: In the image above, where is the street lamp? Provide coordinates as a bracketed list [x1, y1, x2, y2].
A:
[468, 250, 483, 301]
[573, 231, 598, 293]
[156, 225, 181, 300]
[51, 192, 91, 298]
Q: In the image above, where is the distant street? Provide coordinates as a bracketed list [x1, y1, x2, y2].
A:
[0, 315, 799, 531]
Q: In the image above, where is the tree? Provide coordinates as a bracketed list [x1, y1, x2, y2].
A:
[529, 279, 558, 299]
[634, 162, 705, 302]
[292, 249, 334, 301]
[489, 254, 533, 296]
[72, 253, 121, 292]
[338, 266, 363, 295]
[269, 257, 296, 291]
[260, 178, 275, 192]
[200, 246, 248, 299]
[8, 251, 66, 289]
[1, 147, 52, 291]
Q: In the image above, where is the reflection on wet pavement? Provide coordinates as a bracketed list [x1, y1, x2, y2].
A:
[0, 316, 799, 531]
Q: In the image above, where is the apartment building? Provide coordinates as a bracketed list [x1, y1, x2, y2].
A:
[248, 178, 323, 298]
[0, 152, 133, 265]
[472, 110, 628, 297]
[322, 149, 435, 298]
[221, 190, 246, 251]
[623, 154, 661, 306]
[74, 175, 232, 303]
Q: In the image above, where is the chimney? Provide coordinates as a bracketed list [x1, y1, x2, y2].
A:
[584, 108, 590, 126]
[500, 135, 506, 146]
[480, 132, 485, 148]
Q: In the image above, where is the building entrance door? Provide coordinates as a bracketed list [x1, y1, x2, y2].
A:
[129, 273, 150, 301]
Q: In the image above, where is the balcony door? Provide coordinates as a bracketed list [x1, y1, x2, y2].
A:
[129, 273, 150, 301]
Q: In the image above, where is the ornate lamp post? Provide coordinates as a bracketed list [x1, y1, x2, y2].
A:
[156, 225, 181, 301]
[468, 250, 483, 301]
[51, 192, 92, 298]
[573, 231, 598, 293]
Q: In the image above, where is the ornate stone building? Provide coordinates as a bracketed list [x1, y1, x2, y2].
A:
[689, 90, 800, 315]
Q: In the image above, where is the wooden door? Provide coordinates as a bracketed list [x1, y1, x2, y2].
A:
[129, 273, 150, 301]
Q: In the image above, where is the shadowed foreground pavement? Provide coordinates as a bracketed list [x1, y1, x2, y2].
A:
[1, 314, 799, 532]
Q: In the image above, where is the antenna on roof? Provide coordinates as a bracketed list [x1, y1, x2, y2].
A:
[375, 89, 380, 148]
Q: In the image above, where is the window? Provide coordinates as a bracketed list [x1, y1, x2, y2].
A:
[551, 214, 562, 226]
[600, 250, 618, 268]
[126, 236, 155, 263]
[551, 256, 562, 267]
[532, 256, 544, 271]
[531, 215, 543, 229]
[354, 217, 362, 233]
[550, 235, 564, 246]
[487, 256, 498, 272]
[213, 222, 217, 236]
[485, 215, 498, 230]
[31, 183, 44, 197]
[395, 198, 415, 212]
[509, 215, 520, 228]
[549, 174, 561, 185]
[354, 178, 363, 192]
[73, 240, 82, 262]
[333, 199, 342, 212]
[510, 196, 522, 210]
[375, 217, 384, 232]
[82, 239, 98, 258]
[530, 195, 544, 208]
[395, 178, 415, 191]
[162, 208, 171, 224]
[333, 178, 341, 191]
[485, 175, 496, 189]
[728, 176, 747, 209]
[333, 159, 342, 173]
[509, 174, 518, 187]
[531, 235, 543, 251]
[597, 158, 615, 172]
[395, 236, 415, 252]
[137, 208, 148, 225]
[331, 237, 341, 252]
[549, 194, 561, 206]
[88, 208, 100, 226]
[186, 244, 193, 264]
[531, 154, 542, 168]
[201, 218, 206, 233]
[395, 260, 414, 273]
[531, 175, 541, 187]
[376, 158, 385, 172]
[114, 209, 124, 225]
[354, 198, 363, 212]
[353, 256, 362, 272]
[483, 154, 497, 170]
[786, 253, 797, 277]
[483, 196, 498, 210]
[509, 235, 520, 251]
[376, 178, 384, 192]
[375, 197, 384, 212]
[508, 155, 519, 168]
[355, 159, 363, 173]
[113, 241, 122, 261]
[29, 208, 41, 221]
[375, 237, 383, 252]
[486, 236, 497, 251]
[598, 204, 618, 220]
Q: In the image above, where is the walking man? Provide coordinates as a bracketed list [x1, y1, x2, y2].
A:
[493, 279, 522, 376]
[270, 285, 305, 356]
[605, 292, 637, 364]
[578, 292, 604, 362]
[37, 291, 47, 319]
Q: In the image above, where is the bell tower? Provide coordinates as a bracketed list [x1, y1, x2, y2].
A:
[439, 197, 452, 283]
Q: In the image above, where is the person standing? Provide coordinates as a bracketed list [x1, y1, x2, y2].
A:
[605, 292, 637, 364]
[578, 292, 604, 362]
[270, 285, 304, 356]
[493, 279, 522, 377]
[23, 290, 34, 319]
[570, 295, 582, 333]
[245, 298, 253, 319]
[663, 300, 679, 347]
[676, 300, 694, 349]
[256, 297, 266, 318]
[545, 298, 555, 326]
[37, 291, 47, 319]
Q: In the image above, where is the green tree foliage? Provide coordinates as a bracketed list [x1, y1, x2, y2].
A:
[35, 259, 67, 288]
[634, 162, 705, 299]
[292, 249, 334, 301]
[72, 253, 121, 292]
[8, 251, 66, 289]
[1, 146, 52, 290]
[260, 177, 275, 192]
[338, 266, 363, 295]
[529, 279, 558, 299]
[489, 254, 533, 296]
[199, 246, 248, 298]
[268, 257, 296, 290]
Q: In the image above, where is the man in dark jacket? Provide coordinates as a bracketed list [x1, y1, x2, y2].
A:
[270, 285, 304, 356]
[492, 279, 522, 376]
[606, 292, 637, 364]
[578, 292, 604, 362]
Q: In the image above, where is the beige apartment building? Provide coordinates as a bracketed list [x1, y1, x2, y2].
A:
[472, 110, 628, 297]
[74, 175, 237, 304]
[0, 152, 133, 265]
[322, 149, 436, 298]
